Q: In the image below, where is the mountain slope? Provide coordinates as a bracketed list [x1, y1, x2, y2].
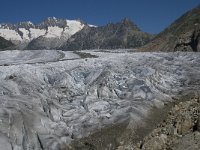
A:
[60, 19, 154, 51]
[0, 36, 14, 50]
[26, 18, 85, 50]
[141, 5, 200, 52]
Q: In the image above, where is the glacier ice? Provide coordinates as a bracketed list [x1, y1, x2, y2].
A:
[0, 50, 199, 149]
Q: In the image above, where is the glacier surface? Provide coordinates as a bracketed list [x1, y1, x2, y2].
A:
[0, 50, 199, 149]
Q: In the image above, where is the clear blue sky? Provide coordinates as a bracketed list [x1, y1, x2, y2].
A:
[0, 0, 199, 33]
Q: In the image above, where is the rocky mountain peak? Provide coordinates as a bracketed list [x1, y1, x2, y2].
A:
[39, 17, 68, 28]
[121, 18, 133, 25]
[118, 18, 141, 31]
[17, 21, 35, 29]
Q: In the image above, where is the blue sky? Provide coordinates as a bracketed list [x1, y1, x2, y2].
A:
[0, 0, 199, 33]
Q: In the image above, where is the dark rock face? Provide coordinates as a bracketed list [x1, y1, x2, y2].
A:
[0, 36, 14, 50]
[141, 5, 200, 52]
[174, 28, 200, 52]
[60, 19, 154, 51]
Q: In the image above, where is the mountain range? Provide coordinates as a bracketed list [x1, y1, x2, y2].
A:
[0, 18, 153, 50]
[0, 4, 200, 51]
[0, 17, 85, 50]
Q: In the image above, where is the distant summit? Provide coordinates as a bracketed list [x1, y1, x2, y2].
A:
[120, 18, 141, 31]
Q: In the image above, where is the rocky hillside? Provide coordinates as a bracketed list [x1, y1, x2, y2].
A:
[0, 36, 14, 50]
[60, 18, 154, 51]
[118, 95, 200, 150]
[141, 5, 200, 52]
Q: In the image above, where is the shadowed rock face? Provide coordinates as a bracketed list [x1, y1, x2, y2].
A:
[0, 50, 199, 149]
[0, 36, 14, 50]
[174, 28, 200, 52]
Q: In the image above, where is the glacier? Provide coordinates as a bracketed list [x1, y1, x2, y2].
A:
[0, 50, 199, 149]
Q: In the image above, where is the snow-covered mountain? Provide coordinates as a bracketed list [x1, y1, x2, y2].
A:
[0, 17, 154, 50]
[0, 17, 86, 49]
